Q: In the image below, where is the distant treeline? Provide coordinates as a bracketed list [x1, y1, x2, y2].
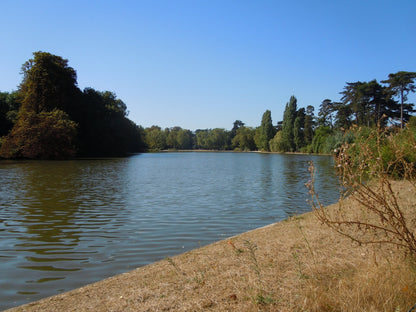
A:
[0, 51, 415, 159]
[142, 71, 416, 154]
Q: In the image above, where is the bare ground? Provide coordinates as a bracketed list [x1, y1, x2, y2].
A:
[6, 180, 416, 312]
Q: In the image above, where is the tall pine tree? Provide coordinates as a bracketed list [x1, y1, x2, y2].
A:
[382, 71, 416, 128]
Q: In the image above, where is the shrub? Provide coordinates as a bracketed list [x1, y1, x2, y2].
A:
[307, 125, 416, 255]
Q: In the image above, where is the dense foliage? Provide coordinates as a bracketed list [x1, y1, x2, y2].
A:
[0, 52, 415, 157]
[0, 52, 145, 159]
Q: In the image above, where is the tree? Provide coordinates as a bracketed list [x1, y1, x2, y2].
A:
[166, 127, 182, 149]
[293, 113, 304, 151]
[304, 105, 314, 145]
[122, 121, 145, 153]
[255, 110, 275, 151]
[166, 127, 193, 149]
[1, 52, 80, 159]
[0, 110, 78, 159]
[1, 52, 145, 158]
[195, 129, 210, 149]
[269, 131, 283, 152]
[340, 80, 405, 128]
[19, 51, 80, 114]
[317, 99, 337, 128]
[76, 88, 143, 156]
[340, 81, 381, 127]
[232, 126, 256, 151]
[280, 96, 297, 152]
[144, 126, 166, 151]
[230, 120, 245, 139]
[194, 129, 229, 150]
[382, 71, 416, 128]
[0, 91, 20, 137]
[340, 82, 368, 126]
[206, 128, 229, 150]
[367, 80, 386, 125]
[176, 129, 193, 149]
[311, 126, 332, 154]
[333, 104, 353, 130]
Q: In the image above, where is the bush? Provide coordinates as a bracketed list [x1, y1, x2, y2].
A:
[269, 132, 284, 152]
[311, 126, 332, 153]
[307, 125, 416, 255]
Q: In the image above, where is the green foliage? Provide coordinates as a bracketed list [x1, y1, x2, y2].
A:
[304, 105, 314, 145]
[144, 126, 166, 151]
[2, 54, 416, 158]
[194, 128, 230, 150]
[269, 131, 284, 152]
[407, 116, 416, 129]
[255, 110, 275, 151]
[195, 129, 209, 149]
[339, 77, 413, 129]
[280, 96, 297, 152]
[165, 127, 194, 150]
[381, 127, 416, 178]
[230, 120, 245, 139]
[232, 126, 256, 151]
[322, 131, 346, 154]
[74, 88, 144, 156]
[206, 128, 230, 150]
[0, 110, 78, 159]
[0, 91, 20, 137]
[1, 52, 81, 159]
[317, 99, 336, 128]
[327, 125, 416, 179]
[273, 96, 309, 153]
[308, 125, 416, 256]
[176, 129, 193, 150]
[1, 52, 144, 158]
[310, 126, 332, 154]
[333, 104, 353, 130]
[382, 71, 416, 128]
[19, 51, 80, 114]
[293, 115, 304, 151]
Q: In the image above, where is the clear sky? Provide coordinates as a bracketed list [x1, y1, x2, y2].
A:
[1, 0, 415, 131]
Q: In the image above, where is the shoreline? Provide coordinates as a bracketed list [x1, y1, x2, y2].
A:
[6, 180, 416, 311]
[161, 149, 332, 156]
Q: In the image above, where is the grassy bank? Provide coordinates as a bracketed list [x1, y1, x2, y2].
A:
[6, 180, 416, 312]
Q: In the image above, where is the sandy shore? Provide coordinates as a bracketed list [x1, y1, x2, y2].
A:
[5, 180, 416, 312]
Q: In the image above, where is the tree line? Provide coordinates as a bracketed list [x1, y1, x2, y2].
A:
[271, 72, 416, 154]
[142, 71, 416, 154]
[0, 51, 415, 158]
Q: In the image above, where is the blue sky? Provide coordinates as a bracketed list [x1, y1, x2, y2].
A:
[1, 0, 415, 130]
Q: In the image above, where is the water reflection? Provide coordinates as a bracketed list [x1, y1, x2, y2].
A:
[16, 162, 83, 278]
[0, 153, 339, 310]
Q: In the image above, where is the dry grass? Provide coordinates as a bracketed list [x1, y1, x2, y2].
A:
[6, 180, 416, 312]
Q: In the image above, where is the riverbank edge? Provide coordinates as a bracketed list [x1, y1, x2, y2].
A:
[0, 150, 332, 161]
[161, 149, 333, 156]
[5, 180, 416, 311]
[5, 210, 316, 311]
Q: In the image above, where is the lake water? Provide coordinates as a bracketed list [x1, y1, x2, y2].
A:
[0, 152, 338, 310]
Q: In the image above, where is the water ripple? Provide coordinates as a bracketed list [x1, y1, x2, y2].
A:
[0, 153, 338, 309]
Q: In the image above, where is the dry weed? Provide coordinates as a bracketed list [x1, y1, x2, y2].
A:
[307, 126, 416, 255]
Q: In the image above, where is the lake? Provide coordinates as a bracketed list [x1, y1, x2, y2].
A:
[0, 152, 339, 310]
